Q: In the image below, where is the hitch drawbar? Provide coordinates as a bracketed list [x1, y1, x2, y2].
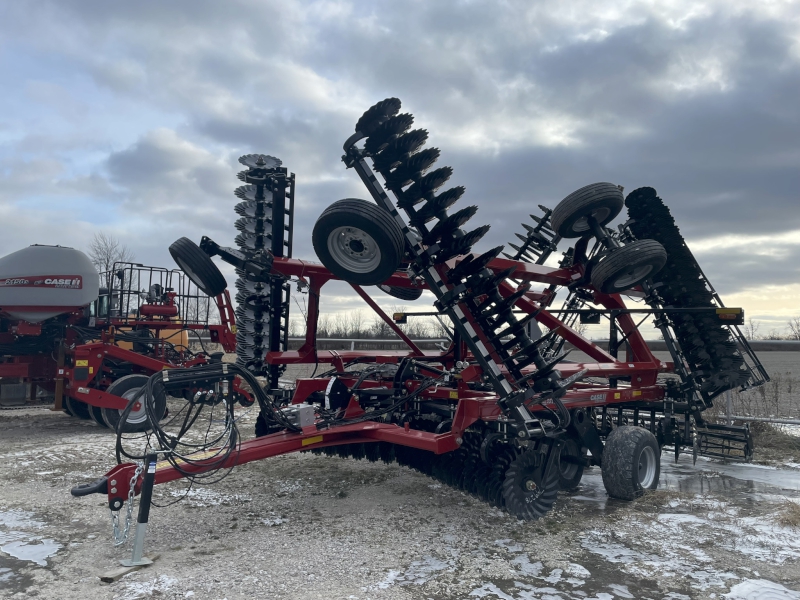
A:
[71, 477, 109, 497]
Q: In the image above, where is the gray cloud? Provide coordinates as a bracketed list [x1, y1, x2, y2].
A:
[0, 0, 798, 314]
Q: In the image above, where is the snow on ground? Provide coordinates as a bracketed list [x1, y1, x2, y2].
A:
[2, 407, 800, 599]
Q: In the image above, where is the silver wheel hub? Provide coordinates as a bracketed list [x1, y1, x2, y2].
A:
[572, 207, 612, 233]
[327, 226, 382, 274]
[613, 264, 653, 289]
[637, 445, 657, 488]
[118, 387, 147, 424]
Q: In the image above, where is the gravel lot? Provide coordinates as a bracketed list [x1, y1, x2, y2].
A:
[2, 401, 800, 600]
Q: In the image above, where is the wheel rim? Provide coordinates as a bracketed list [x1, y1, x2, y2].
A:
[637, 445, 657, 488]
[612, 264, 653, 289]
[571, 207, 612, 233]
[65, 396, 90, 419]
[89, 404, 106, 427]
[327, 226, 382, 274]
[117, 386, 148, 424]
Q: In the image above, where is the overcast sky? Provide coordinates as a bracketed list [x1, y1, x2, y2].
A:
[1, 0, 798, 335]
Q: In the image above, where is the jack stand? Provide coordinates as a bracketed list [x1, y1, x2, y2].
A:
[120, 453, 157, 567]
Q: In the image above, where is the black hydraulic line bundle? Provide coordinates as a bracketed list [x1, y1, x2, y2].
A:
[113, 362, 300, 486]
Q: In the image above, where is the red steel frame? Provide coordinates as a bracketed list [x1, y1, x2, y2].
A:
[95, 252, 674, 506]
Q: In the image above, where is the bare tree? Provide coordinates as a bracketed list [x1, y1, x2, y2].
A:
[763, 328, 786, 340]
[370, 316, 394, 338]
[743, 318, 760, 340]
[87, 232, 135, 289]
[788, 317, 800, 341]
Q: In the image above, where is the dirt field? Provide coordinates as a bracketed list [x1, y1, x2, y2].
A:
[2, 403, 800, 600]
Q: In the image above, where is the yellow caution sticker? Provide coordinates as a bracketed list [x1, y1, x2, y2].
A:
[633, 390, 642, 397]
[89, 367, 94, 374]
[449, 391, 458, 399]
[75, 360, 88, 367]
[614, 392, 621, 399]
[302, 435, 324, 447]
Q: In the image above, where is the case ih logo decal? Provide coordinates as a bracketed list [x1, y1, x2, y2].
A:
[0, 276, 83, 289]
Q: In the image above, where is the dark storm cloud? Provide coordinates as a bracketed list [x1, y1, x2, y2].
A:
[1, 0, 798, 302]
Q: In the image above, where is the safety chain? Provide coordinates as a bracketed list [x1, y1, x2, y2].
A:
[110, 461, 143, 546]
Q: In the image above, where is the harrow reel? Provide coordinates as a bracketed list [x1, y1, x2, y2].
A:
[626, 187, 754, 403]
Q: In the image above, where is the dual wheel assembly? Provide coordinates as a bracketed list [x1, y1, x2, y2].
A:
[506, 424, 662, 519]
[550, 425, 661, 512]
[550, 182, 668, 294]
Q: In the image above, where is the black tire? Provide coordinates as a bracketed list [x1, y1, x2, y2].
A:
[65, 396, 91, 420]
[101, 374, 166, 434]
[88, 404, 108, 428]
[312, 199, 404, 286]
[502, 442, 560, 520]
[62, 398, 74, 416]
[557, 438, 585, 490]
[169, 237, 227, 297]
[378, 284, 423, 301]
[590, 239, 667, 294]
[601, 426, 661, 500]
[550, 183, 624, 238]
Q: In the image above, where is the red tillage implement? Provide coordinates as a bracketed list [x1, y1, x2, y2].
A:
[73, 99, 768, 530]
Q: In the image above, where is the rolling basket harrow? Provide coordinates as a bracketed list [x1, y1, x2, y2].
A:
[73, 99, 769, 543]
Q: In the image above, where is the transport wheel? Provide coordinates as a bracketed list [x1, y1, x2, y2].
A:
[601, 425, 661, 500]
[62, 398, 74, 416]
[502, 442, 560, 520]
[378, 284, 423, 301]
[557, 438, 585, 490]
[169, 237, 228, 297]
[550, 182, 624, 238]
[88, 404, 108, 428]
[101, 374, 166, 433]
[590, 239, 667, 294]
[65, 396, 91, 420]
[312, 199, 404, 286]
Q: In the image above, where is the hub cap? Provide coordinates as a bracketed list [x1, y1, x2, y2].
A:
[117, 386, 148, 424]
[327, 226, 382, 274]
[613, 264, 653, 289]
[572, 207, 612, 233]
[638, 445, 657, 488]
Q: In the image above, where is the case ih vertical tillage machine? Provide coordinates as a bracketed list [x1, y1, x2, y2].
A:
[73, 99, 768, 537]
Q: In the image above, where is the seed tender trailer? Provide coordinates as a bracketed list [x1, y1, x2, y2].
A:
[0, 247, 242, 431]
[74, 99, 768, 532]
